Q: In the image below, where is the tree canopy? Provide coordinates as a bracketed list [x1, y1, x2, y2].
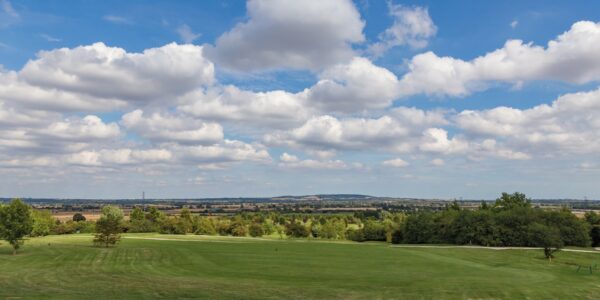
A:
[0, 199, 34, 254]
[94, 205, 123, 247]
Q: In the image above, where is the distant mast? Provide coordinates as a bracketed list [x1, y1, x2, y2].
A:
[142, 191, 145, 201]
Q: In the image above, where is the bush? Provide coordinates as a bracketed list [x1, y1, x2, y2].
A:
[159, 217, 186, 234]
[128, 219, 158, 233]
[346, 228, 365, 242]
[285, 222, 310, 238]
[229, 221, 247, 237]
[195, 217, 217, 235]
[249, 223, 264, 237]
[31, 210, 56, 237]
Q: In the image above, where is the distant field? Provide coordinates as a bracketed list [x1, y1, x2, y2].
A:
[1, 234, 600, 299]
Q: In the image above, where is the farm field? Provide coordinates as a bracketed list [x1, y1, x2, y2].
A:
[0, 234, 599, 299]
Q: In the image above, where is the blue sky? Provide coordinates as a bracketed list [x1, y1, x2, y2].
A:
[1, 0, 600, 199]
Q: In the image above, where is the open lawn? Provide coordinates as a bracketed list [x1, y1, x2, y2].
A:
[1, 234, 599, 299]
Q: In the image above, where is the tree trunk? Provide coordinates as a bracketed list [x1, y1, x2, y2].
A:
[13, 247, 16, 255]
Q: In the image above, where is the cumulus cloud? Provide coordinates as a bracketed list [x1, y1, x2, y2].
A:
[179, 57, 404, 128]
[369, 4, 437, 57]
[67, 148, 172, 167]
[398, 21, 600, 97]
[19, 43, 214, 106]
[456, 87, 600, 155]
[206, 0, 365, 72]
[3, 16, 600, 196]
[41, 115, 120, 141]
[305, 57, 401, 113]
[178, 85, 312, 129]
[170, 140, 271, 165]
[264, 107, 447, 153]
[278, 152, 349, 170]
[382, 158, 410, 168]
[121, 109, 223, 145]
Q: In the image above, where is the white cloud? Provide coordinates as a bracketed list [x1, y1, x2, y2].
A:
[121, 109, 223, 145]
[0, 113, 120, 156]
[171, 140, 271, 165]
[456, 87, 600, 155]
[67, 150, 101, 166]
[278, 152, 349, 169]
[429, 158, 445, 166]
[369, 4, 437, 57]
[67, 148, 172, 167]
[40, 115, 120, 141]
[206, 0, 365, 72]
[0, 71, 127, 112]
[0, 156, 57, 168]
[265, 115, 408, 151]
[177, 24, 201, 43]
[103, 15, 133, 25]
[398, 21, 600, 97]
[510, 20, 518, 29]
[419, 128, 469, 155]
[179, 57, 403, 128]
[382, 158, 410, 168]
[305, 57, 401, 113]
[178, 85, 312, 129]
[19, 43, 214, 107]
[264, 108, 446, 153]
[40, 34, 61, 42]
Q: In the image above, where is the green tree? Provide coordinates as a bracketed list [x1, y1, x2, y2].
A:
[146, 206, 164, 223]
[195, 217, 217, 235]
[178, 208, 194, 233]
[528, 223, 563, 261]
[494, 192, 531, 210]
[249, 222, 264, 237]
[229, 219, 248, 236]
[129, 207, 145, 221]
[0, 199, 34, 255]
[72, 213, 86, 222]
[285, 222, 310, 238]
[31, 210, 56, 237]
[93, 206, 124, 247]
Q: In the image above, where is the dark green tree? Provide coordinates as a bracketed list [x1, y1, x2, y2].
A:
[129, 207, 144, 221]
[0, 199, 34, 255]
[94, 206, 124, 247]
[528, 223, 563, 261]
[249, 223, 264, 237]
[494, 192, 531, 210]
[72, 213, 86, 222]
[285, 222, 310, 238]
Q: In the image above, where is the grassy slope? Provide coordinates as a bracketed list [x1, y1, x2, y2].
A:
[0, 234, 599, 299]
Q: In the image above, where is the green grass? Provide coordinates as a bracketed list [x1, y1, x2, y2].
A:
[1, 234, 600, 299]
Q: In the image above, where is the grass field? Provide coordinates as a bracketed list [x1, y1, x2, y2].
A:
[1, 234, 600, 299]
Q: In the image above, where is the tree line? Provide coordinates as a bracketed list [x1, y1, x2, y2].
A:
[1, 193, 599, 257]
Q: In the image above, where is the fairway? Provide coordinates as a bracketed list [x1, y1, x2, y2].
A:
[1, 234, 599, 299]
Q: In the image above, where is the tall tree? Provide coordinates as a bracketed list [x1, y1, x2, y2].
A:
[494, 192, 531, 210]
[0, 199, 34, 255]
[94, 206, 124, 247]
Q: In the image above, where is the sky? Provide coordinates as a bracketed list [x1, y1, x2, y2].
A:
[1, 0, 600, 200]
